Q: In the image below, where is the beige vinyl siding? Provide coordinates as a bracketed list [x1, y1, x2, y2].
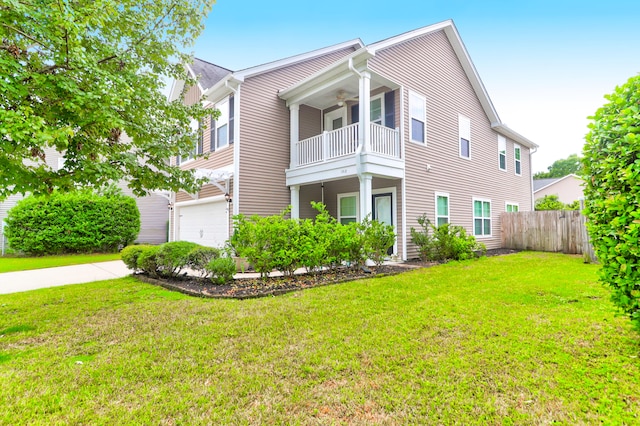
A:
[238, 47, 356, 217]
[534, 175, 584, 204]
[369, 29, 532, 255]
[299, 105, 321, 141]
[183, 84, 202, 106]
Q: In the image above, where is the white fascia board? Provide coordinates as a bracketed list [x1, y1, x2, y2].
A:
[278, 48, 374, 105]
[234, 39, 364, 80]
[367, 19, 453, 52]
[202, 75, 244, 103]
[491, 123, 539, 150]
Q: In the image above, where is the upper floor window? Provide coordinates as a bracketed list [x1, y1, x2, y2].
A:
[514, 144, 522, 176]
[435, 192, 450, 227]
[179, 118, 200, 164]
[370, 94, 384, 125]
[473, 198, 491, 237]
[498, 135, 507, 171]
[459, 114, 470, 159]
[409, 91, 426, 144]
[210, 95, 234, 152]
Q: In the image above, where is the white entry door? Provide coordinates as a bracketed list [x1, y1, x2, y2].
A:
[372, 192, 393, 254]
[324, 107, 346, 131]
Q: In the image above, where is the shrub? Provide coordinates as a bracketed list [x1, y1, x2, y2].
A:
[207, 256, 236, 285]
[362, 217, 396, 266]
[187, 246, 221, 278]
[155, 241, 200, 277]
[230, 214, 274, 278]
[137, 245, 161, 277]
[535, 194, 569, 211]
[121, 244, 154, 272]
[410, 215, 485, 262]
[5, 190, 140, 255]
[582, 74, 640, 332]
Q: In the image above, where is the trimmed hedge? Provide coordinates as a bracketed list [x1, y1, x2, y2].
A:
[5, 190, 140, 255]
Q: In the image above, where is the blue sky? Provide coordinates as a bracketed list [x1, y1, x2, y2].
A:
[190, 0, 640, 173]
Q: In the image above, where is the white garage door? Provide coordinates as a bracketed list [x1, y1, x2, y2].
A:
[178, 201, 228, 248]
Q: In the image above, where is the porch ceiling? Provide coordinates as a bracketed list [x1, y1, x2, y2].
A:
[278, 52, 400, 110]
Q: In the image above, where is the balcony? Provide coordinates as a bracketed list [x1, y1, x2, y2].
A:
[295, 123, 400, 167]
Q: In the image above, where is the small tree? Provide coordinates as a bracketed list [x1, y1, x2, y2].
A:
[534, 195, 567, 211]
[582, 74, 640, 332]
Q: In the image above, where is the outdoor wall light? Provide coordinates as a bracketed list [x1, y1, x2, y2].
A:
[225, 193, 232, 203]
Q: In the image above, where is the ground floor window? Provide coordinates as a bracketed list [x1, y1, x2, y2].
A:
[338, 193, 359, 225]
[506, 202, 519, 212]
[435, 192, 449, 226]
[473, 198, 491, 236]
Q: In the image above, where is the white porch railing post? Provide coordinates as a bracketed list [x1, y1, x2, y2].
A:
[395, 126, 401, 158]
[322, 131, 328, 162]
[290, 104, 299, 168]
[359, 71, 371, 153]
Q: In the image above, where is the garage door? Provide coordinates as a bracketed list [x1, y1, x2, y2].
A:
[178, 201, 228, 248]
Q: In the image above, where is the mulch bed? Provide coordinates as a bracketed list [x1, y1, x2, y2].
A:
[135, 248, 520, 300]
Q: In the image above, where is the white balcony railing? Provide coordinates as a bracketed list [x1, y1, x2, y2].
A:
[295, 123, 400, 167]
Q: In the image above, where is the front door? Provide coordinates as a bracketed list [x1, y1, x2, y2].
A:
[324, 107, 346, 131]
[372, 192, 393, 255]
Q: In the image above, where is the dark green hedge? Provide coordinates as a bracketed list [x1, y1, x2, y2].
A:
[5, 191, 140, 255]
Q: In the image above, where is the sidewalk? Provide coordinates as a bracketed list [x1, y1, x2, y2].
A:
[0, 261, 131, 295]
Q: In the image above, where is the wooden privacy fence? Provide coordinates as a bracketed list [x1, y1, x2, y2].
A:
[501, 211, 596, 261]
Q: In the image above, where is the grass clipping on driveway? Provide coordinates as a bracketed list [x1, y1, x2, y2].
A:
[1, 252, 639, 424]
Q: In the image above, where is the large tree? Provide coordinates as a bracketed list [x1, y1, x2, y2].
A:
[0, 0, 215, 199]
[583, 74, 640, 332]
[533, 153, 582, 179]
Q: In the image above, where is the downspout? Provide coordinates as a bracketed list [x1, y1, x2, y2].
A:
[225, 80, 241, 246]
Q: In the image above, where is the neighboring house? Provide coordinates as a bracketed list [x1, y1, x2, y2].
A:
[0, 147, 169, 249]
[533, 174, 584, 205]
[169, 20, 538, 259]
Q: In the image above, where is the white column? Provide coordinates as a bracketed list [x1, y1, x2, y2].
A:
[358, 71, 371, 152]
[290, 103, 300, 168]
[359, 173, 372, 221]
[290, 185, 300, 219]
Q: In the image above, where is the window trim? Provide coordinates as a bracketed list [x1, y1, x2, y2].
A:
[409, 90, 427, 145]
[514, 144, 522, 176]
[498, 135, 507, 171]
[337, 192, 359, 225]
[435, 192, 450, 227]
[505, 202, 519, 213]
[472, 197, 492, 238]
[458, 114, 471, 159]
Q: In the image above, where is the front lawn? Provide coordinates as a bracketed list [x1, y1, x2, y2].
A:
[0, 252, 122, 273]
[1, 252, 638, 424]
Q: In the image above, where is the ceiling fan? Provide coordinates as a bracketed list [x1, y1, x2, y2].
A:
[336, 90, 358, 107]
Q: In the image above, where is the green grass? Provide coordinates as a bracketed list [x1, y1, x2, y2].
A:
[1, 252, 639, 424]
[0, 253, 121, 273]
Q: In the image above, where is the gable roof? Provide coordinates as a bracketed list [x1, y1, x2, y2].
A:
[191, 58, 233, 91]
[533, 174, 582, 193]
[279, 20, 537, 149]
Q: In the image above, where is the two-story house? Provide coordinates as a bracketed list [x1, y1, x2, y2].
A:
[169, 20, 537, 260]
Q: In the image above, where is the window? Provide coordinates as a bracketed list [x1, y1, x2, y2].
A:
[370, 94, 383, 125]
[338, 193, 359, 225]
[179, 118, 200, 164]
[459, 114, 470, 159]
[498, 135, 507, 171]
[435, 193, 449, 226]
[473, 198, 491, 237]
[215, 99, 229, 150]
[409, 91, 426, 143]
[514, 144, 522, 176]
[506, 202, 519, 212]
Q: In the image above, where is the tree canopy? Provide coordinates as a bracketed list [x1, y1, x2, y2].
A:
[533, 154, 582, 179]
[0, 0, 216, 199]
[582, 74, 640, 332]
